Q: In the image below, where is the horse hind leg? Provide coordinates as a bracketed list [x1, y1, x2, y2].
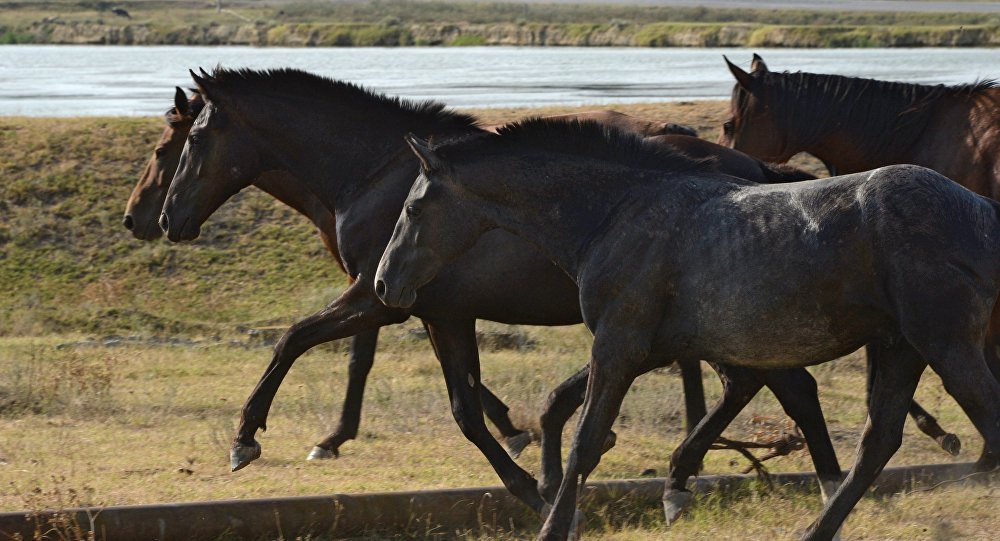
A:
[663, 363, 763, 525]
[308, 329, 380, 460]
[801, 337, 926, 541]
[866, 346, 959, 456]
[763, 368, 842, 503]
[915, 338, 1000, 474]
[479, 384, 532, 459]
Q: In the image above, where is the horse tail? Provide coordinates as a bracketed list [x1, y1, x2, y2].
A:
[757, 161, 818, 184]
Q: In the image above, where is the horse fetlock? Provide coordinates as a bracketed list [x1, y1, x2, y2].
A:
[306, 446, 338, 461]
[230, 439, 262, 472]
[662, 489, 693, 525]
[505, 432, 532, 459]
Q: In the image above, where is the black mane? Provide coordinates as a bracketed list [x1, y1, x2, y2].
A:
[738, 70, 997, 150]
[205, 67, 479, 133]
[431, 117, 714, 174]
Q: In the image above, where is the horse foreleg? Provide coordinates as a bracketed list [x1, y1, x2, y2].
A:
[424, 319, 548, 515]
[308, 329, 380, 460]
[538, 347, 639, 541]
[763, 369, 842, 511]
[232, 279, 408, 471]
[801, 339, 925, 541]
[662, 363, 762, 524]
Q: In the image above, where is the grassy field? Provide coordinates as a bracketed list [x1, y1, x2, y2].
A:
[0, 102, 997, 539]
[2, 0, 999, 46]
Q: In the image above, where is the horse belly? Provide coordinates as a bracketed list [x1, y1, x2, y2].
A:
[660, 232, 888, 368]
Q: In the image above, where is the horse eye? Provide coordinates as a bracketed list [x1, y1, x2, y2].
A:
[723, 120, 734, 135]
[154, 147, 166, 158]
[405, 205, 422, 218]
[188, 133, 202, 146]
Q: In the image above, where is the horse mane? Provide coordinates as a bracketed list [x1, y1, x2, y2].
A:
[739, 70, 997, 151]
[758, 161, 817, 184]
[205, 67, 479, 133]
[431, 117, 715, 174]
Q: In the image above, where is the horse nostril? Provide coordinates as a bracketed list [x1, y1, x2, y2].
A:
[158, 212, 169, 233]
[374, 279, 387, 299]
[122, 214, 135, 230]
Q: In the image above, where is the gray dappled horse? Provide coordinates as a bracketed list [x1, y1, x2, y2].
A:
[375, 118, 1000, 541]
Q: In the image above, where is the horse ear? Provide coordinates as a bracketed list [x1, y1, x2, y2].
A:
[404, 133, 443, 172]
[190, 68, 217, 102]
[724, 56, 754, 90]
[751, 53, 769, 74]
[174, 87, 189, 116]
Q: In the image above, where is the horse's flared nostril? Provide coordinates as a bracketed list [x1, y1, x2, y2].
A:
[122, 214, 135, 230]
[374, 279, 387, 299]
[158, 212, 169, 233]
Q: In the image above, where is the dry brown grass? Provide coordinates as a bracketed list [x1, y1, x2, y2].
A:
[0, 102, 996, 539]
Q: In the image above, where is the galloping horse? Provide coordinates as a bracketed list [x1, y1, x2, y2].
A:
[720, 54, 1000, 461]
[158, 68, 841, 524]
[375, 118, 1000, 541]
[123, 87, 532, 460]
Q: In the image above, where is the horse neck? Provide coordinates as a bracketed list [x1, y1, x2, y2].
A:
[252, 170, 343, 264]
[236, 94, 480, 216]
[778, 85, 944, 174]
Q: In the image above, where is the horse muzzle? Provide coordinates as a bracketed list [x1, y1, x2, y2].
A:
[374, 278, 417, 309]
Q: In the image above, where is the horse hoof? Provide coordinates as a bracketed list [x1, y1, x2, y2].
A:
[601, 430, 617, 454]
[306, 446, 338, 461]
[662, 489, 693, 525]
[939, 433, 961, 456]
[505, 432, 532, 459]
[230, 440, 262, 472]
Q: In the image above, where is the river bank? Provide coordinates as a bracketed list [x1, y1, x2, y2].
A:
[4, 1, 1000, 47]
[7, 19, 1000, 47]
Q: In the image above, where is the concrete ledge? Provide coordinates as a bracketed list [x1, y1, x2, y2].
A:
[0, 462, 986, 541]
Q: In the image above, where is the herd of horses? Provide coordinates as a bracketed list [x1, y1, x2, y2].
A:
[120, 54, 1000, 541]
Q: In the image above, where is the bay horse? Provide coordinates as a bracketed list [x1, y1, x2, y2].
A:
[158, 68, 841, 524]
[123, 87, 534, 461]
[720, 54, 1000, 460]
[374, 118, 1000, 541]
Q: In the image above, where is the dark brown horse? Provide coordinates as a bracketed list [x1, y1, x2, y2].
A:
[375, 118, 1000, 541]
[123, 87, 534, 460]
[157, 68, 841, 525]
[720, 54, 1000, 463]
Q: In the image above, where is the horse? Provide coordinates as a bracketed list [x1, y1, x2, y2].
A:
[719, 53, 999, 460]
[374, 118, 1000, 541]
[122, 87, 536, 461]
[158, 67, 841, 524]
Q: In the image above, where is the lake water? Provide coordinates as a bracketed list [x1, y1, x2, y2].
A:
[1, 45, 998, 116]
